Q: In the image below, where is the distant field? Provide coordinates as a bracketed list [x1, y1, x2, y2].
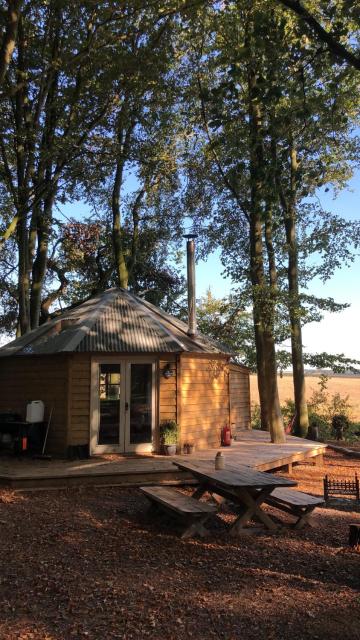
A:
[249, 374, 360, 421]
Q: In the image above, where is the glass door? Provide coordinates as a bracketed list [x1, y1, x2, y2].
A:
[96, 363, 125, 452]
[98, 364, 122, 447]
[91, 359, 155, 454]
[125, 362, 155, 453]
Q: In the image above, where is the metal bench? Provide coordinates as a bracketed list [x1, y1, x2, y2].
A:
[141, 486, 217, 539]
[263, 488, 324, 530]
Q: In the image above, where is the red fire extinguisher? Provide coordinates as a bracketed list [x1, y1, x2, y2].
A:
[221, 424, 232, 447]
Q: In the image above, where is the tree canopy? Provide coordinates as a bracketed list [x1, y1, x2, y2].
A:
[1, 0, 359, 441]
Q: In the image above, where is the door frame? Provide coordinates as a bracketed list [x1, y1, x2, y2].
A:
[124, 360, 157, 454]
[90, 355, 158, 455]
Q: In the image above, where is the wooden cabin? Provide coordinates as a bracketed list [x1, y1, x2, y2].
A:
[0, 288, 250, 456]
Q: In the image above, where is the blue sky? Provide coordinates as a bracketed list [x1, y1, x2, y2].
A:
[60, 172, 359, 363]
[194, 176, 360, 362]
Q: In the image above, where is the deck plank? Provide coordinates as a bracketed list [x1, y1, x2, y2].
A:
[0, 430, 327, 489]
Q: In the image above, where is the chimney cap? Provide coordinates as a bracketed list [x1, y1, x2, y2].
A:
[183, 233, 198, 240]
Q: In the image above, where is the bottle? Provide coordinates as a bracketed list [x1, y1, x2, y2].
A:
[215, 451, 225, 470]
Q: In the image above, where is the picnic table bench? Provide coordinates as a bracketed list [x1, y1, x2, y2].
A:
[172, 459, 297, 535]
[141, 486, 217, 539]
[263, 487, 324, 529]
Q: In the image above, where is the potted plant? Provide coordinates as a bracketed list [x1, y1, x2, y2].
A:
[160, 420, 178, 455]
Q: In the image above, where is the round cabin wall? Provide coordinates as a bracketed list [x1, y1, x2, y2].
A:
[67, 353, 179, 454]
[0, 354, 69, 454]
[67, 353, 251, 454]
[178, 356, 251, 450]
[179, 355, 231, 450]
[0, 352, 250, 456]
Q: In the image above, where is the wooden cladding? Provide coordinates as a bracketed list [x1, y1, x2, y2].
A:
[0, 355, 68, 453]
[179, 356, 230, 449]
[229, 364, 251, 431]
[179, 358, 251, 450]
[159, 358, 177, 424]
[0, 352, 250, 456]
[68, 353, 91, 446]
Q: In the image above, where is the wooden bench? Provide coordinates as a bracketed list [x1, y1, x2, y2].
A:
[141, 486, 217, 539]
[263, 488, 324, 530]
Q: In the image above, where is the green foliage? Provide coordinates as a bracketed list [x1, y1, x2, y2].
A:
[281, 398, 295, 424]
[250, 404, 262, 430]
[306, 374, 354, 440]
[196, 289, 255, 367]
[331, 413, 350, 440]
[160, 420, 178, 445]
[308, 412, 331, 440]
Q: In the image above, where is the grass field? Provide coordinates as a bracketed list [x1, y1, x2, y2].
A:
[250, 374, 360, 421]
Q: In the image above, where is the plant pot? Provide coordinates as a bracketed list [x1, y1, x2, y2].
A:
[163, 444, 176, 456]
[188, 444, 195, 454]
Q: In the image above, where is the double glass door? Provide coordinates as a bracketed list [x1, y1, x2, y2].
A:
[92, 360, 155, 454]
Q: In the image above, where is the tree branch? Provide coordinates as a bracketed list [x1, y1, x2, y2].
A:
[197, 75, 250, 224]
[277, 0, 360, 70]
[0, 0, 21, 86]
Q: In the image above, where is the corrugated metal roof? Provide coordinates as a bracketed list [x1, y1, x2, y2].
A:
[0, 288, 232, 357]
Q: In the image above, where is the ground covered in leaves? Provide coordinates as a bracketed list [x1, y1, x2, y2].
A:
[0, 451, 359, 640]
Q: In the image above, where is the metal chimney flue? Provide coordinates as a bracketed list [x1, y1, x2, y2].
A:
[184, 234, 198, 337]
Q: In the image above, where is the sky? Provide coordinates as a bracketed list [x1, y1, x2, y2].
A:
[57, 171, 360, 363]
[194, 176, 360, 362]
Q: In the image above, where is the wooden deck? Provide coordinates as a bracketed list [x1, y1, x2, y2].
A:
[0, 430, 327, 490]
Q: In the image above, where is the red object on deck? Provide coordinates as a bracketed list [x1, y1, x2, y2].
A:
[285, 415, 296, 434]
[221, 424, 232, 446]
[21, 436, 28, 451]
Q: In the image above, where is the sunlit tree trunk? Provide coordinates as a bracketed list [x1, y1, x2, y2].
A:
[248, 65, 285, 443]
[284, 146, 308, 437]
[271, 126, 309, 437]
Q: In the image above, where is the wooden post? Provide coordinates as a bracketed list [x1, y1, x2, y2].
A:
[349, 524, 360, 548]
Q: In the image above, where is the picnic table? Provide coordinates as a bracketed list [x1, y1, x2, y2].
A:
[173, 459, 297, 535]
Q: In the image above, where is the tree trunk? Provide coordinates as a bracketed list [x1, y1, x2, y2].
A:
[30, 187, 55, 328]
[0, 0, 21, 86]
[29, 31, 60, 329]
[16, 200, 29, 334]
[254, 322, 270, 432]
[112, 158, 128, 288]
[14, 15, 29, 334]
[284, 147, 308, 437]
[248, 66, 285, 443]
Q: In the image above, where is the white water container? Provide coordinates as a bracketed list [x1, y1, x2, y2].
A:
[26, 400, 45, 423]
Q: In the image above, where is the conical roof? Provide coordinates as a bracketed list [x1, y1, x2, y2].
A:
[0, 288, 232, 357]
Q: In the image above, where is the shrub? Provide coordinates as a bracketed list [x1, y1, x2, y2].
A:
[308, 411, 331, 440]
[251, 404, 261, 430]
[331, 413, 350, 441]
[281, 399, 295, 423]
[160, 420, 178, 445]
[307, 375, 354, 441]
